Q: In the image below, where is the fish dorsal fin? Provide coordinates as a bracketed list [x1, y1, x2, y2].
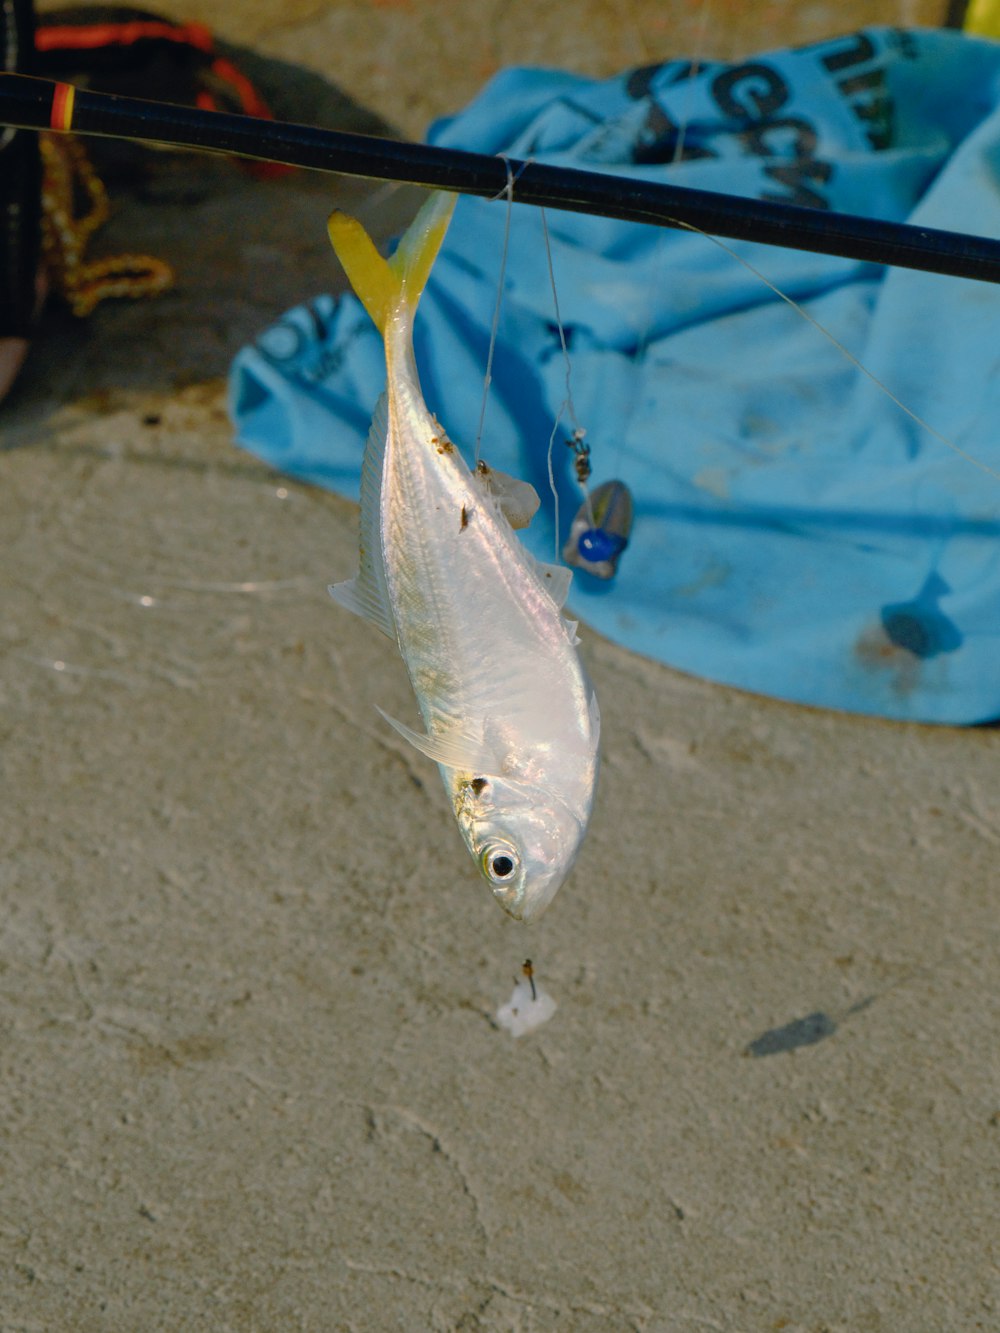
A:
[327, 192, 456, 335]
[532, 558, 573, 610]
[376, 707, 499, 773]
[328, 392, 395, 639]
[472, 461, 541, 530]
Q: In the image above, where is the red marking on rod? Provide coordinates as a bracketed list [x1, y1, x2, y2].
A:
[50, 82, 75, 132]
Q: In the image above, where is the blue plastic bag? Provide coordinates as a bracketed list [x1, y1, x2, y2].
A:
[231, 27, 1000, 723]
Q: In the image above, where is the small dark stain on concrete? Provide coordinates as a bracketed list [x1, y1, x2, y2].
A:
[745, 1011, 837, 1057]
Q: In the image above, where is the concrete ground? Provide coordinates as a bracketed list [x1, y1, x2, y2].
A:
[3, 1, 998, 1330]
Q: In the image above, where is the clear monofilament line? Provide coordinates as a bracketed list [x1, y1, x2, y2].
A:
[673, 218, 1000, 486]
[546, 409, 566, 563]
[540, 206, 596, 542]
[474, 156, 517, 466]
[673, 0, 712, 167]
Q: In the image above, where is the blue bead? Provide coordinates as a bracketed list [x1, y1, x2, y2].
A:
[578, 528, 627, 563]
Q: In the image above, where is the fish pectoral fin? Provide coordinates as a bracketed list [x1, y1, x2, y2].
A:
[376, 707, 497, 771]
[472, 462, 541, 530]
[328, 578, 395, 639]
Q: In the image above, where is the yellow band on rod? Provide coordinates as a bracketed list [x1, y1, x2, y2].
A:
[50, 82, 76, 132]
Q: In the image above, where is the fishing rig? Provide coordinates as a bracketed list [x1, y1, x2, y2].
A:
[5, 69, 1000, 576]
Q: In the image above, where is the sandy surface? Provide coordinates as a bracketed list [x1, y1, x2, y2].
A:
[4, 2, 999, 1330]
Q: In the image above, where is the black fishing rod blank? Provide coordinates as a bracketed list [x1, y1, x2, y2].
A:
[3, 70, 1000, 286]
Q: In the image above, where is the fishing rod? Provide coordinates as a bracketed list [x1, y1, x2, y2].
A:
[3, 70, 1000, 286]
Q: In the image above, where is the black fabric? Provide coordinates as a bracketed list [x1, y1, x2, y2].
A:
[0, 0, 41, 337]
[33, 7, 264, 117]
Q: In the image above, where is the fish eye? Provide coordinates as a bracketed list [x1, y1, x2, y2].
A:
[482, 844, 519, 884]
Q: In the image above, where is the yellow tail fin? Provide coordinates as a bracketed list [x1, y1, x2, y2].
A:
[327, 191, 457, 336]
[965, 0, 1000, 36]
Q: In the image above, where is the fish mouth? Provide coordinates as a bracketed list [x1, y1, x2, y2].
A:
[492, 878, 560, 924]
[491, 883, 528, 921]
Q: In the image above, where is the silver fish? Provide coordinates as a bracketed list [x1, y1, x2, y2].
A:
[327, 191, 600, 922]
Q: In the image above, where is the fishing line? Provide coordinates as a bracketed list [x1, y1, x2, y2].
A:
[541, 208, 581, 440]
[473, 154, 519, 466]
[638, 0, 1000, 491]
[674, 217, 1000, 486]
[541, 208, 569, 560]
[540, 205, 595, 559]
[628, 4, 715, 483]
[545, 412, 564, 565]
[672, 0, 713, 167]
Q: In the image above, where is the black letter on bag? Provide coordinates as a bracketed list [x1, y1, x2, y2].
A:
[712, 63, 789, 120]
